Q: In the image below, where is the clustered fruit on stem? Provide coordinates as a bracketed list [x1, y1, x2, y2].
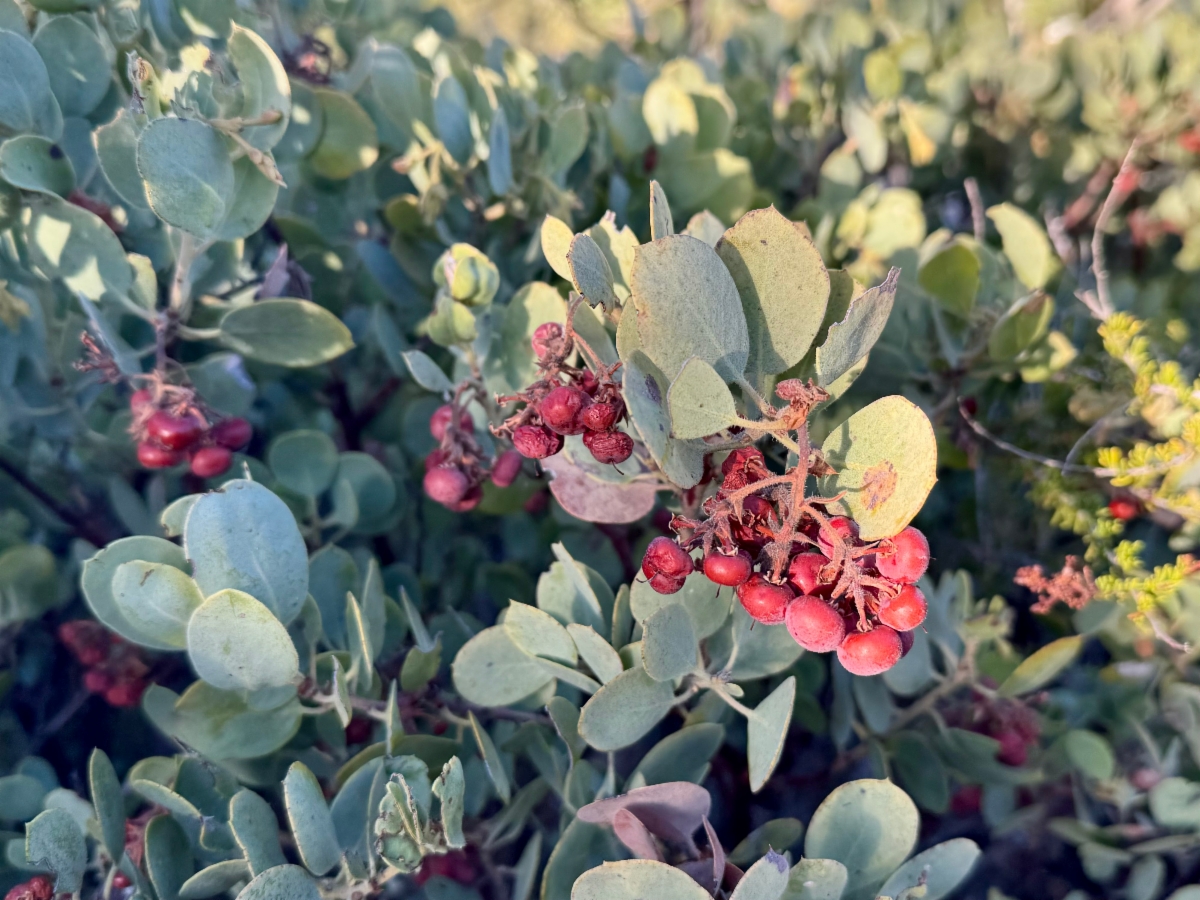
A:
[57, 620, 149, 708]
[493, 297, 634, 467]
[640, 379, 930, 676]
[4, 876, 59, 900]
[128, 382, 250, 478]
[422, 385, 526, 511]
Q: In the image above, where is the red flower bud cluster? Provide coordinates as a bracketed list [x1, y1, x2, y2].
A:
[495, 321, 632, 466]
[422, 401, 526, 512]
[4, 876, 57, 900]
[128, 386, 250, 478]
[58, 620, 150, 708]
[642, 438, 931, 676]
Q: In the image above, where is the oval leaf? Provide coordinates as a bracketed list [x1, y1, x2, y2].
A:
[577, 667, 675, 751]
[998, 636, 1083, 697]
[187, 589, 300, 692]
[819, 395, 938, 540]
[220, 299, 354, 368]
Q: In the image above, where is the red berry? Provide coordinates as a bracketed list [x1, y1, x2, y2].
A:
[875, 527, 930, 584]
[1108, 497, 1140, 521]
[490, 450, 524, 488]
[105, 679, 146, 708]
[211, 417, 252, 450]
[877, 584, 927, 632]
[137, 441, 183, 469]
[344, 716, 373, 744]
[512, 424, 564, 459]
[961, 396, 978, 417]
[579, 369, 600, 396]
[583, 429, 633, 465]
[787, 552, 829, 595]
[447, 485, 483, 512]
[430, 404, 473, 442]
[581, 401, 621, 432]
[649, 573, 686, 593]
[59, 620, 111, 665]
[541, 386, 589, 436]
[736, 575, 793, 625]
[84, 669, 115, 694]
[1179, 130, 1200, 154]
[129, 389, 153, 414]
[189, 446, 233, 479]
[899, 629, 915, 658]
[641, 536, 695, 590]
[836, 626, 902, 675]
[424, 465, 470, 506]
[703, 550, 753, 587]
[785, 595, 846, 652]
[531, 322, 564, 359]
[112, 872, 132, 889]
[995, 730, 1028, 766]
[145, 410, 204, 450]
[817, 516, 859, 556]
[731, 494, 774, 549]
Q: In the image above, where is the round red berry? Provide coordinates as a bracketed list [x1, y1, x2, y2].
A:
[490, 450, 524, 488]
[647, 573, 685, 593]
[702, 550, 753, 587]
[581, 401, 620, 432]
[995, 730, 1028, 766]
[583, 429, 633, 465]
[877, 584, 927, 632]
[736, 575, 793, 625]
[112, 872, 132, 890]
[59, 620, 111, 660]
[875, 527, 930, 584]
[430, 404, 473, 442]
[899, 629, 915, 658]
[145, 410, 204, 450]
[512, 424, 564, 459]
[837, 626, 902, 675]
[785, 595, 846, 652]
[105, 679, 146, 708]
[424, 465, 470, 506]
[787, 552, 829, 595]
[1108, 497, 1140, 521]
[189, 446, 233, 479]
[531, 322, 564, 359]
[541, 386, 589, 436]
[211, 417, 252, 450]
[641, 536, 695, 588]
[817, 516, 860, 556]
[137, 441, 183, 469]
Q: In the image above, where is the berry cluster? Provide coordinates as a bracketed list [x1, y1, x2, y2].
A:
[494, 319, 633, 467]
[422, 401, 524, 512]
[951, 696, 1042, 767]
[4, 876, 58, 900]
[642, 430, 931, 676]
[129, 387, 250, 478]
[58, 620, 149, 708]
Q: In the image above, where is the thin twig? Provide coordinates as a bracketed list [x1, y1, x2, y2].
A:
[964, 177, 986, 242]
[958, 399, 1190, 478]
[0, 454, 119, 547]
[1080, 140, 1141, 320]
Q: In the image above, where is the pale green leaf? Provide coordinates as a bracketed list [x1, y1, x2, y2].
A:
[716, 206, 830, 382]
[748, 677, 795, 792]
[187, 589, 300, 692]
[220, 299, 354, 368]
[998, 636, 1082, 697]
[667, 356, 737, 439]
[819, 395, 937, 541]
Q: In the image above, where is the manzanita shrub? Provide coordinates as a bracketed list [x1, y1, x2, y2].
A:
[2, 0, 1200, 899]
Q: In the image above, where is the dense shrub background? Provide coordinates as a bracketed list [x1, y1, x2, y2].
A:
[1, 0, 1200, 899]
